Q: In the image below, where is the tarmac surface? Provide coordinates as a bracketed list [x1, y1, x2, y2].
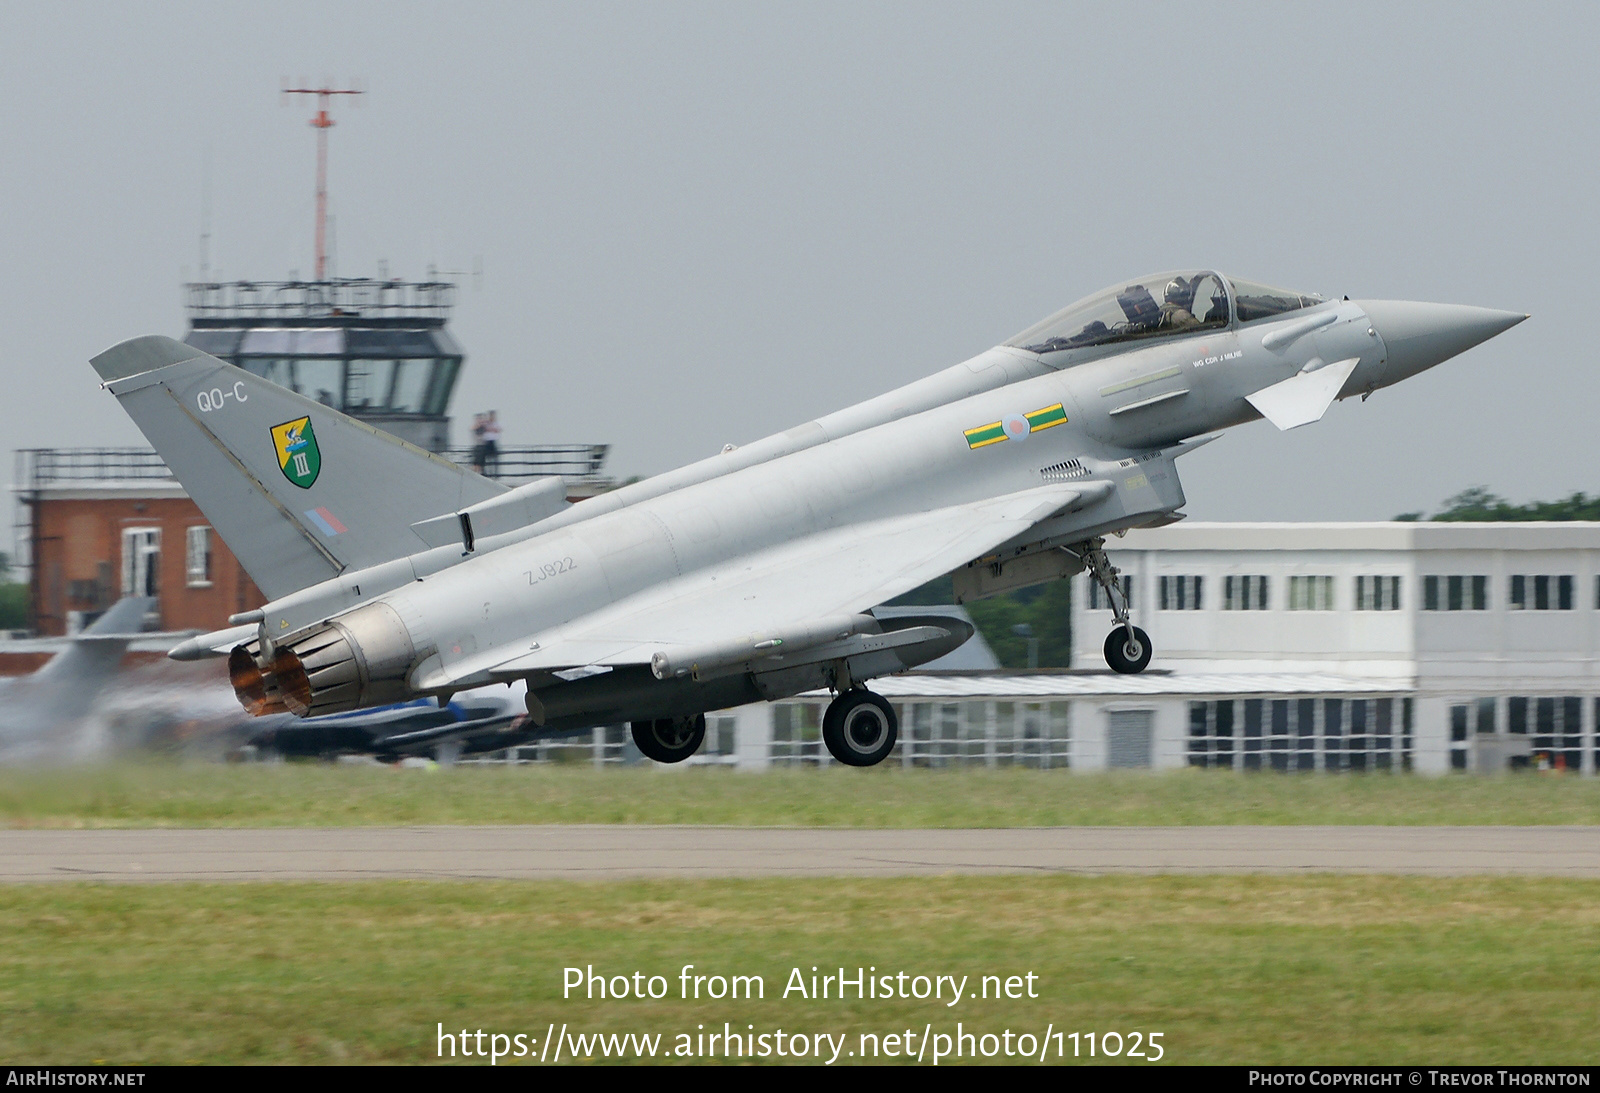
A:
[3, 825, 1599, 881]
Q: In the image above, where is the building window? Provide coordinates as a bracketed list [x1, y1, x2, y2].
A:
[1443, 697, 1502, 773]
[1087, 576, 1134, 611]
[878, 700, 1069, 769]
[1222, 575, 1269, 610]
[1509, 695, 1583, 772]
[1159, 575, 1203, 610]
[185, 526, 213, 588]
[120, 527, 161, 598]
[1449, 704, 1471, 770]
[771, 702, 825, 766]
[993, 701, 1071, 769]
[1354, 575, 1402, 611]
[1422, 575, 1488, 611]
[1188, 697, 1406, 772]
[694, 715, 737, 762]
[1287, 575, 1334, 611]
[1541, 696, 1584, 773]
[1508, 575, 1574, 611]
[1189, 701, 1234, 768]
[774, 700, 1069, 770]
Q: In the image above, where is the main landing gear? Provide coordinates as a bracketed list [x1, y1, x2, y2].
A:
[631, 713, 706, 763]
[823, 688, 898, 767]
[1081, 537, 1152, 675]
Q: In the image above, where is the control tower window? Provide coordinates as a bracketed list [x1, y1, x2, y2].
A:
[239, 329, 293, 355]
[294, 328, 343, 355]
[1008, 271, 1229, 357]
[294, 358, 345, 408]
[345, 359, 397, 413]
[425, 358, 460, 416]
[388, 359, 433, 413]
[253, 358, 296, 391]
[1230, 278, 1323, 323]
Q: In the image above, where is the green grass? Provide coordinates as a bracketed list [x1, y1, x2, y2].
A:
[2, 764, 1599, 829]
[2, 875, 1596, 1064]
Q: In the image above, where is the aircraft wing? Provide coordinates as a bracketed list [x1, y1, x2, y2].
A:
[416, 483, 1089, 689]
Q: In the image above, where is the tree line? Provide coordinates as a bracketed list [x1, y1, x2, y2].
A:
[1395, 487, 1600, 522]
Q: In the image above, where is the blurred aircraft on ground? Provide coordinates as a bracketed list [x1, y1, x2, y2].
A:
[0, 596, 155, 761]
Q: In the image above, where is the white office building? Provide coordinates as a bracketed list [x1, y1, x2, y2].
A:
[1068, 522, 1600, 775]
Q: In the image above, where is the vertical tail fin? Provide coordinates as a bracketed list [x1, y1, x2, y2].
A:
[32, 596, 156, 686]
[91, 336, 507, 599]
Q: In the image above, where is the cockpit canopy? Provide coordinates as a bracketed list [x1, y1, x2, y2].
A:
[1007, 271, 1323, 357]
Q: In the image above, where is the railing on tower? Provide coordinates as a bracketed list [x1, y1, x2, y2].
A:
[184, 279, 456, 322]
[16, 445, 610, 489]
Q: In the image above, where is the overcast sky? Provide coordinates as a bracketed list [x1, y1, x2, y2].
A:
[0, 3, 1592, 522]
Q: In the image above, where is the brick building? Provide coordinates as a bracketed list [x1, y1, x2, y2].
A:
[15, 449, 262, 636]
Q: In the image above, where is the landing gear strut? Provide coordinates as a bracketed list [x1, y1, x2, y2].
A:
[822, 689, 898, 767]
[1080, 537, 1152, 674]
[631, 713, 706, 763]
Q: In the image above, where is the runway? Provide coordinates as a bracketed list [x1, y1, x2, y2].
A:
[3, 825, 1599, 881]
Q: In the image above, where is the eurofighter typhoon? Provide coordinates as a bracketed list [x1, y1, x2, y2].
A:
[92, 273, 1525, 766]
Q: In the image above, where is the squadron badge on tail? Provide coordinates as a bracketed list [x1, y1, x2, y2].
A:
[271, 416, 321, 488]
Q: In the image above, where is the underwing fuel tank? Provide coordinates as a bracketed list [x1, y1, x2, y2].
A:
[229, 602, 417, 717]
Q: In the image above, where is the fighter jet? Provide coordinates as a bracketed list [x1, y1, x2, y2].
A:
[91, 272, 1525, 767]
[0, 597, 155, 760]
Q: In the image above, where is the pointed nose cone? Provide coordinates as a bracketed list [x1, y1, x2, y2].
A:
[1357, 300, 1527, 384]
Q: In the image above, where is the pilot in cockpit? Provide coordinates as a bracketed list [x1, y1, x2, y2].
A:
[1159, 276, 1203, 330]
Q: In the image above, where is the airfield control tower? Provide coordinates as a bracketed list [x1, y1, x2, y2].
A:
[10, 85, 611, 637]
[182, 277, 464, 452]
[177, 276, 610, 486]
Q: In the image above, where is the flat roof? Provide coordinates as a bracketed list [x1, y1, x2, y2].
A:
[1112, 521, 1600, 552]
[799, 671, 1409, 700]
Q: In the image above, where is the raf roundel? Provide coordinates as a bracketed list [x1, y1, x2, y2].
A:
[1002, 413, 1031, 442]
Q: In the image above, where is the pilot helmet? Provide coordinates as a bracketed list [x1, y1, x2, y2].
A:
[1164, 277, 1189, 305]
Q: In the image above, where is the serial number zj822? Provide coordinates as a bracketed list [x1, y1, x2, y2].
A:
[525, 558, 578, 584]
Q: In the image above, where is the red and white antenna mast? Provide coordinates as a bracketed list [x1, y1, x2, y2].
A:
[282, 81, 363, 280]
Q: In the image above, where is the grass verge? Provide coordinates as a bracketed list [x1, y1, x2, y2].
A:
[2, 764, 1599, 829]
[2, 875, 1595, 1064]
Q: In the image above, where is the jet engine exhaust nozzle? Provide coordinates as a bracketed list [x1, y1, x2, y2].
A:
[228, 602, 418, 717]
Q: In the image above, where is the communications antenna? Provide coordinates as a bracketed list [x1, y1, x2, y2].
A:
[281, 80, 364, 280]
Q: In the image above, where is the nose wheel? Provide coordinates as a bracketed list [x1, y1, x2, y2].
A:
[1103, 625, 1152, 674]
[631, 713, 706, 763]
[823, 689, 898, 767]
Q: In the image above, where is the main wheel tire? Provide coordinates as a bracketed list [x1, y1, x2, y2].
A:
[631, 714, 706, 763]
[1103, 625, 1153, 674]
[822, 690, 898, 767]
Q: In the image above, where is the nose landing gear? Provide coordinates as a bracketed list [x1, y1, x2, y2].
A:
[1079, 537, 1153, 674]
